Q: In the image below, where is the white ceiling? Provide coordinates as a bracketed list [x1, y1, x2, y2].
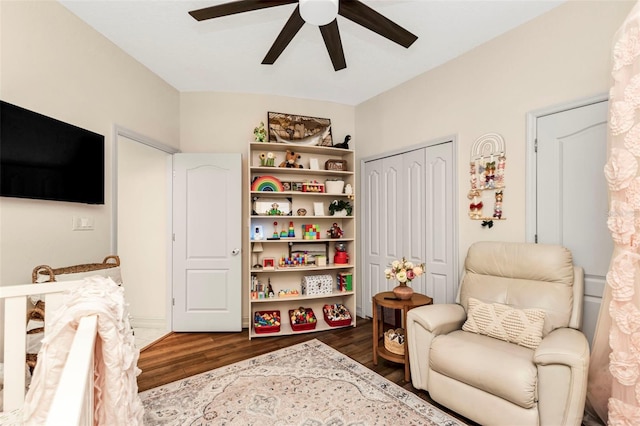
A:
[59, 0, 565, 106]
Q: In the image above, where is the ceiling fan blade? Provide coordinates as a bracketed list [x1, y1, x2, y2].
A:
[262, 6, 305, 65]
[338, 0, 418, 48]
[319, 20, 346, 71]
[189, 0, 297, 21]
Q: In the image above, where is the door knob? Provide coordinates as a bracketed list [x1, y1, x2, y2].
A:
[232, 248, 240, 255]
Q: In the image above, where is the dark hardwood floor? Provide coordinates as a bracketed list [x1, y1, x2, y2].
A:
[137, 316, 475, 425]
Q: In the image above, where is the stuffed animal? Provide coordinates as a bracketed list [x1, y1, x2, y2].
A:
[279, 150, 303, 168]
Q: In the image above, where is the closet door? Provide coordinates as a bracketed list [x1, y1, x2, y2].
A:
[424, 142, 455, 303]
[362, 141, 455, 318]
[403, 149, 427, 295]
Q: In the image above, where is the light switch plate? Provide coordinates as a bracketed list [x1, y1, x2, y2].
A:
[72, 216, 94, 231]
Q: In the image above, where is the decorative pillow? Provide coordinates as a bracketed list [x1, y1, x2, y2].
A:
[462, 297, 546, 349]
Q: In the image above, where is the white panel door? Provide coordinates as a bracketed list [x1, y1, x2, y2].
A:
[363, 162, 383, 318]
[536, 100, 610, 345]
[362, 141, 455, 317]
[424, 142, 455, 304]
[172, 153, 242, 332]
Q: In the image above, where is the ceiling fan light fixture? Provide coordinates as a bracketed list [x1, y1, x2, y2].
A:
[299, 0, 339, 26]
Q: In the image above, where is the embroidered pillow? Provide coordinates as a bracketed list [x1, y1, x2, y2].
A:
[462, 297, 546, 349]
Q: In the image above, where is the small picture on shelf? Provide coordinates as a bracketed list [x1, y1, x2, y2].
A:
[291, 182, 304, 192]
[314, 202, 325, 216]
[263, 258, 275, 270]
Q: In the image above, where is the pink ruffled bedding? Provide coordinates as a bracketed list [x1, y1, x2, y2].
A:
[21, 276, 144, 425]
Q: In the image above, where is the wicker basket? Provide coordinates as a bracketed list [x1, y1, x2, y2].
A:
[384, 328, 405, 356]
[32, 255, 120, 283]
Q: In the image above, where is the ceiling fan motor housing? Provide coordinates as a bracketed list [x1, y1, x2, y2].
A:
[299, 0, 339, 26]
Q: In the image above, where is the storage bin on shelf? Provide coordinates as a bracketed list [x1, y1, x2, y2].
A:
[289, 307, 317, 331]
[384, 328, 405, 355]
[301, 274, 333, 295]
[254, 310, 281, 334]
[323, 303, 352, 327]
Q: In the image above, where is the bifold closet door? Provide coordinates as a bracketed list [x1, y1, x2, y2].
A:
[362, 142, 454, 318]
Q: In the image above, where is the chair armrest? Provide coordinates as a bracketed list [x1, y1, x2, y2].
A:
[406, 304, 466, 390]
[534, 328, 590, 426]
[534, 327, 590, 368]
[407, 304, 466, 335]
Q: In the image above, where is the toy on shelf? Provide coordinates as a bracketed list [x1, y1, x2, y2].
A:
[278, 289, 300, 297]
[302, 180, 325, 193]
[289, 307, 317, 331]
[254, 310, 281, 334]
[334, 242, 349, 264]
[279, 149, 303, 168]
[252, 175, 283, 191]
[279, 253, 311, 267]
[302, 224, 321, 240]
[259, 152, 275, 167]
[323, 303, 352, 327]
[327, 222, 343, 239]
[268, 221, 281, 239]
[268, 203, 283, 216]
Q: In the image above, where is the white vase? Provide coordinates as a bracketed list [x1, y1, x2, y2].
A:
[325, 180, 345, 194]
[333, 210, 348, 217]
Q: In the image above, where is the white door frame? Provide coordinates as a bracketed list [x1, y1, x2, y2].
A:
[111, 125, 180, 330]
[359, 135, 459, 314]
[524, 93, 608, 242]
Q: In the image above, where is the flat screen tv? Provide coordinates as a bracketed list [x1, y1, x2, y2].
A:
[0, 100, 105, 204]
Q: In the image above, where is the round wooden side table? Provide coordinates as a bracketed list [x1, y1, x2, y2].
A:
[372, 291, 433, 382]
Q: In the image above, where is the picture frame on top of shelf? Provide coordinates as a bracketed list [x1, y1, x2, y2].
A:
[314, 202, 325, 216]
[268, 112, 333, 146]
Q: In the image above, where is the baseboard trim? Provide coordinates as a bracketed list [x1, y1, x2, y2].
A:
[130, 317, 166, 329]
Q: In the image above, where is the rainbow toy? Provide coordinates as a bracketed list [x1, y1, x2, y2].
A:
[251, 175, 284, 192]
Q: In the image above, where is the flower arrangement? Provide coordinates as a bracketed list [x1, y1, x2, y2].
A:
[385, 257, 425, 285]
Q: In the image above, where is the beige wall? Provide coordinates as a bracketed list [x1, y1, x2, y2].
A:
[180, 92, 355, 324]
[0, 1, 180, 286]
[355, 0, 634, 264]
[0, 0, 634, 328]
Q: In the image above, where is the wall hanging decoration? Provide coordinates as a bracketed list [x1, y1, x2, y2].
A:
[268, 112, 333, 146]
[469, 133, 506, 228]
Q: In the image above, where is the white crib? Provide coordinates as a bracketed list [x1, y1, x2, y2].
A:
[0, 279, 97, 425]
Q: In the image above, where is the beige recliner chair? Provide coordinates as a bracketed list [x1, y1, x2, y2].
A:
[407, 241, 590, 426]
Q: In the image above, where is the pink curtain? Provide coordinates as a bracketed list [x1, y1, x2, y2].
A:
[587, 2, 640, 424]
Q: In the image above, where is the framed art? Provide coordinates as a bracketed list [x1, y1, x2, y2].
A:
[314, 202, 325, 216]
[263, 258, 275, 270]
[268, 112, 333, 146]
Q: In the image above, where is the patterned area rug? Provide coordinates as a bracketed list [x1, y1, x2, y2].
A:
[139, 339, 465, 425]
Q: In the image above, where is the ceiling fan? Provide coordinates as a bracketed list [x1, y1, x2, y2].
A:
[189, 0, 418, 71]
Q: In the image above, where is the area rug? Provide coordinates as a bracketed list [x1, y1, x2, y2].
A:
[139, 339, 465, 425]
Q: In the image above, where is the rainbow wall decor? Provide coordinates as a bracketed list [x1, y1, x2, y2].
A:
[251, 175, 284, 192]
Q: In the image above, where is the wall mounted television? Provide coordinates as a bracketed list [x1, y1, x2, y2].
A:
[0, 100, 105, 204]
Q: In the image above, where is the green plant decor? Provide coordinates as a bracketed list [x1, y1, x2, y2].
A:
[329, 200, 352, 216]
